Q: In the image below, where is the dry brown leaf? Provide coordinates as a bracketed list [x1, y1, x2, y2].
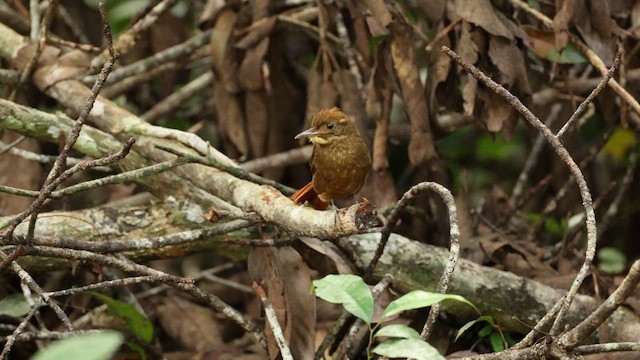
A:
[479, 91, 515, 134]
[245, 91, 269, 158]
[462, 74, 478, 116]
[305, 67, 338, 125]
[553, 0, 577, 49]
[416, 0, 446, 22]
[157, 296, 224, 352]
[298, 237, 355, 275]
[248, 247, 316, 360]
[210, 9, 240, 93]
[213, 85, 249, 157]
[455, 0, 514, 39]
[362, 0, 392, 36]
[236, 17, 277, 50]
[488, 36, 531, 93]
[574, 0, 623, 64]
[523, 26, 558, 60]
[390, 23, 438, 167]
[238, 38, 269, 91]
[332, 69, 370, 144]
[457, 21, 479, 66]
[198, 0, 226, 28]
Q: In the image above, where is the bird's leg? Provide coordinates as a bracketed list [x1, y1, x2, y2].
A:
[330, 200, 338, 226]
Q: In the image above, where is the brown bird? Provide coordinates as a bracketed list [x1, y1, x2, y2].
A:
[292, 107, 371, 210]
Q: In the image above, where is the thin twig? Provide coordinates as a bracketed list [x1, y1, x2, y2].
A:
[85, 29, 211, 85]
[90, 0, 177, 69]
[441, 45, 598, 336]
[241, 145, 313, 173]
[557, 48, 623, 138]
[253, 283, 293, 360]
[597, 135, 638, 238]
[0, 156, 189, 199]
[155, 144, 296, 195]
[141, 71, 214, 123]
[559, 260, 640, 348]
[10, 219, 253, 253]
[23, 245, 266, 347]
[44, 275, 193, 299]
[0, 306, 39, 360]
[511, 104, 562, 204]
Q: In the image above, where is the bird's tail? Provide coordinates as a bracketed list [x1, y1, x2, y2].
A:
[291, 181, 329, 210]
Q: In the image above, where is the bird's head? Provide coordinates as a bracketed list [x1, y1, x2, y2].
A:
[294, 107, 359, 145]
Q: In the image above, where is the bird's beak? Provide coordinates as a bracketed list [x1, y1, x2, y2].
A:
[294, 127, 318, 140]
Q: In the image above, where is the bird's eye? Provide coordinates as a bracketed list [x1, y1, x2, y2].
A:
[326, 122, 335, 129]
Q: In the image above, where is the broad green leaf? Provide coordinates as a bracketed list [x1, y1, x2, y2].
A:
[373, 339, 444, 360]
[374, 324, 422, 340]
[91, 293, 153, 343]
[382, 291, 478, 320]
[312, 274, 373, 323]
[0, 293, 31, 317]
[31, 331, 123, 360]
[489, 332, 505, 352]
[598, 247, 627, 274]
[456, 315, 496, 341]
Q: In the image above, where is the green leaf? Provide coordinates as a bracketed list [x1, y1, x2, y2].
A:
[547, 44, 587, 64]
[373, 339, 445, 360]
[312, 274, 373, 323]
[374, 324, 422, 340]
[31, 331, 124, 360]
[478, 324, 493, 337]
[0, 293, 31, 317]
[455, 315, 496, 341]
[544, 218, 563, 235]
[489, 332, 505, 352]
[91, 293, 153, 343]
[382, 291, 478, 320]
[598, 247, 627, 274]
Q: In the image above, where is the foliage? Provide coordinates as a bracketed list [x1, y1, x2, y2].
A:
[313, 274, 484, 359]
[0, 293, 31, 317]
[31, 331, 124, 360]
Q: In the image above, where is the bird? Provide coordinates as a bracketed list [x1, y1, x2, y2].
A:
[292, 107, 371, 210]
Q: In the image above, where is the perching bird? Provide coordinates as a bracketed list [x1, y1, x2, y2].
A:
[292, 107, 371, 210]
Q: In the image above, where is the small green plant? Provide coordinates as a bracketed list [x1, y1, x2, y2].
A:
[312, 274, 480, 360]
[456, 315, 516, 352]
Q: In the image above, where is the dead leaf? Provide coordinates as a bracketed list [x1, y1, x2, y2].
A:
[362, 0, 392, 36]
[390, 23, 439, 169]
[157, 296, 224, 352]
[298, 237, 356, 275]
[305, 67, 338, 125]
[488, 36, 531, 93]
[213, 84, 249, 157]
[236, 17, 277, 50]
[210, 9, 240, 93]
[479, 91, 515, 134]
[553, 0, 577, 49]
[455, 0, 514, 39]
[245, 91, 269, 158]
[462, 74, 477, 116]
[198, 0, 226, 28]
[248, 247, 316, 360]
[332, 69, 370, 145]
[238, 38, 269, 91]
[457, 21, 479, 66]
